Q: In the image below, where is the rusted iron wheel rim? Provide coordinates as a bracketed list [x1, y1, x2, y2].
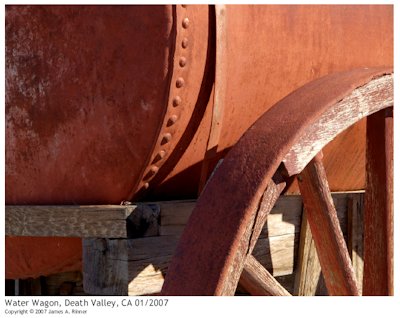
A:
[161, 67, 393, 296]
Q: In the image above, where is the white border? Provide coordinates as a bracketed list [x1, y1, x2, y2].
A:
[1, 1, 398, 317]
[2, 0, 398, 4]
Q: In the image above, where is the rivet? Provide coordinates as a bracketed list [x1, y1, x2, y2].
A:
[173, 96, 182, 107]
[152, 150, 166, 164]
[182, 38, 189, 49]
[143, 182, 149, 189]
[161, 133, 172, 145]
[158, 150, 166, 159]
[143, 165, 159, 180]
[167, 115, 178, 127]
[176, 77, 185, 88]
[182, 18, 190, 29]
[179, 57, 187, 67]
[150, 165, 159, 174]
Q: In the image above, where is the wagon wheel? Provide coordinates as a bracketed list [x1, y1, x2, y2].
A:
[161, 68, 393, 296]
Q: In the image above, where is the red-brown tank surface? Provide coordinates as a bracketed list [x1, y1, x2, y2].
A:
[148, 5, 393, 199]
[5, 5, 211, 278]
[5, 5, 392, 279]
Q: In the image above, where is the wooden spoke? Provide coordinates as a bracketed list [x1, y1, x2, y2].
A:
[240, 255, 291, 296]
[363, 108, 393, 295]
[297, 153, 359, 295]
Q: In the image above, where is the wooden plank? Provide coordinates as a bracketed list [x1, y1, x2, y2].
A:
[83, 233, 298, 295]
[363, 108, 393, 295]
[159, 200, 196, 226]
[160, 195, 303, 238]
[298, 155, 359, 295]
[5, 193, 351, 239]
[159, 193, 349, 238]
[293, 209, 321, 296]
[6, 205, 135, 238]
[262, 195, 302, 237]
[252, 234, 299, 277]
[157, 199, 196, 236]
[240, 255, 291, 296]
[347, 193, 364, 293]
[127, 236, 180, 295]
[159, 225, 186, 237]
[248, 175, 286, 254]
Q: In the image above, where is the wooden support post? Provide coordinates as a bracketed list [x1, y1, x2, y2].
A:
[363, 108, 393, 295]
[82, 237, 180, 296]
[83, 239, 130, 295]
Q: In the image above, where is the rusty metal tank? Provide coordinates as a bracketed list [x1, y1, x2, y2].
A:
[5, 5, 393, 279]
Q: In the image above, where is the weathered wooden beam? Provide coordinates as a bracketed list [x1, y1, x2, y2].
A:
[5, 204, 161, 238]
[5, 193, 352, 239]
[6, 205, 135, 238]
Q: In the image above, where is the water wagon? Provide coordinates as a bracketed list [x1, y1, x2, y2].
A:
[5, 5, 393, 296]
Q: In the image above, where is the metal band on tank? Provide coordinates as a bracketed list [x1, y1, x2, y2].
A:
[198, 5, 227, 192]
[133, 5, 195, 195]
